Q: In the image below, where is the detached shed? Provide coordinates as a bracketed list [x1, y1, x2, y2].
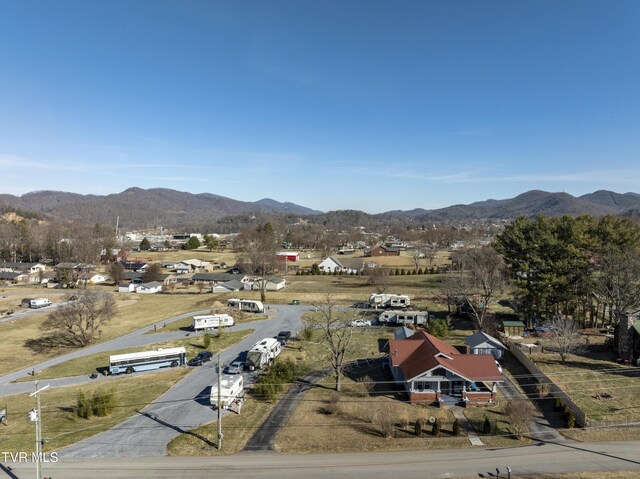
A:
[502, 320, 525, 338]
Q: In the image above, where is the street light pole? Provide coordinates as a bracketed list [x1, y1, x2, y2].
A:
[217, 353, 222, 450]
[29, 381, 50, 479]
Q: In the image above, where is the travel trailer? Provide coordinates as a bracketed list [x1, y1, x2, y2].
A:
[368, 293, 410, 309]
[245, 338, 281, 370]
[192, 314, 235, 331]
[227, 298, 265, 313]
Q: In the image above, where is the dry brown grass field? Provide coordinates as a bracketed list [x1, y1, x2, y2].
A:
[0, 291, 218, 376]
[510, 474, 639, 479]
[530, 337, 640, 424]
[16, 329, 254, 381]
[0, 367, 189, 453]
[167, 324, 519, 455]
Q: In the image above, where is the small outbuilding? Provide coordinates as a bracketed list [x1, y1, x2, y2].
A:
[465, 331, 506, 360]
[502, 320, 526, 338]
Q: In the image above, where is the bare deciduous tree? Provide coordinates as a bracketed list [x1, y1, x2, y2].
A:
[237, 222, 278, 302]
[451, 246, 506, 330]
[595, 244, 640, 324]
[374, 403, 397, 438]
[410, 248, 424, 271]
[363, 264, 388, 293]
[305, 294, 356, 392]
[142, 263, 162, 283]
[41, 290, 117, 347]
[504, 399, 536, 440]
[544, 316, 585, 364]
[437, 272, 463, 316]
[109, 262, 125, 285]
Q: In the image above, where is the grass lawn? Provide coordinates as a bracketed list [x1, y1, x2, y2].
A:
[462, 389, 533, 447]
[16, 329, 254, 381]
[530, 342, 640, 423]
[274, 381, 462, 454]
[0, 368, 189, 453]
[562, 426, 640, 442]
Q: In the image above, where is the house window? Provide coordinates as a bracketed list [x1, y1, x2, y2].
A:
[414, 381, 433, 392]
[433, 367, 447, 377]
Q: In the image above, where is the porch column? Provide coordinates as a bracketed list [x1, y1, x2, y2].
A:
[490, 383, 497, 402]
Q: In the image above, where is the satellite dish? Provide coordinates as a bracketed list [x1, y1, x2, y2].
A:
[428, 416, 436, 424]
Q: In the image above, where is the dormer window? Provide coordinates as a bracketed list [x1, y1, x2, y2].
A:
[433, 367, 447, 377]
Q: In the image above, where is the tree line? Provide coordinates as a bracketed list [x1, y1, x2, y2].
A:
[495, 215, 640, 327]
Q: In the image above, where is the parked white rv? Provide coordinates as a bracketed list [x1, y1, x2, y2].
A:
[210, 374, 244, 409]
[192, 314, 235, 331]
[368, 293, 410, 309]
[245, 337, 281, 371]
[29, 298, 52, 309]
[227, 298, 265, 313]
[378, 310, 428, 326]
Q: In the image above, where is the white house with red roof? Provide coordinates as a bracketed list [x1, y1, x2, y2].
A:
[388, 330, 502, 406]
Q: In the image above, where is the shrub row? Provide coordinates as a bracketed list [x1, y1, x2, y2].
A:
[76, 389, 116, 419]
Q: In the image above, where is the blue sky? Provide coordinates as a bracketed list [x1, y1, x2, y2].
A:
[1, 1, 639, 213]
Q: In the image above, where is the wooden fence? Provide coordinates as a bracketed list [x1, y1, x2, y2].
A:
[509, 343, 588, 427]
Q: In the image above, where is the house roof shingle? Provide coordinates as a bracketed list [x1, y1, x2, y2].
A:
[390, 331, 502, 383]
[465, 331, 506, 350]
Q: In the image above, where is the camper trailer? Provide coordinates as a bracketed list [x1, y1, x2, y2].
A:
[368, 293, 410, 309]
[378, 310, 429, 326]
[29, 298, 52, 309]
[245, 337, 281, 371]
[227, 298, 265, 313]
[192, 314, 235, 331]
[210, 374, 244, 409]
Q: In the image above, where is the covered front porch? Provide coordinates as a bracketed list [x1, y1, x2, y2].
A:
[407, 378, 497, 406]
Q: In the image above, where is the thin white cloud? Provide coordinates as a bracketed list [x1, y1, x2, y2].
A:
[438, 169, 640, 185]
[0, 154, 86, 172]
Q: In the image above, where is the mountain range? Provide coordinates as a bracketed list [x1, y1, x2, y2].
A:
[384, 190, 640, 223]
[1, 188, 639, 228]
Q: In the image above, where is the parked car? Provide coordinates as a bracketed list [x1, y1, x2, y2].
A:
[350, 319, 372, 327]
[225, 360, 244, 375]
[188, 351, 213, 366]
[276, 330, 291, 345]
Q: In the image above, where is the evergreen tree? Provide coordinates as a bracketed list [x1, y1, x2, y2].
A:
[139, 237, 151, 251]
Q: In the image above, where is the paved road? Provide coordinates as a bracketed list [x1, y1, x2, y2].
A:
[0, 299, 68, 324]
[5, 440, 640, 479]
[58, 304, 309, 458]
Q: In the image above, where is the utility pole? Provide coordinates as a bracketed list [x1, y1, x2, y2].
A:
[29, 381, 50, 479]
[217, 353, 222, 450]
